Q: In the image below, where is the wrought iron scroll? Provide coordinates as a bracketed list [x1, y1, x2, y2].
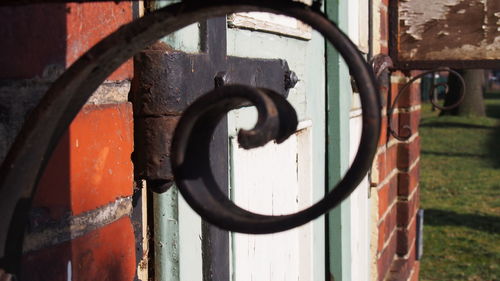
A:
[387, 67, 465, 141]
[170, 7, 380, 234]
[371, 54, 465, 141]
[0, 0, 380, 272]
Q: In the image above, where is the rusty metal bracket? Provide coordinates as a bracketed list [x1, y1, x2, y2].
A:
[371, 54, 466, 142]
[130, 36, 295, 193]
[0, 0, 380, 274]
[387, 67, 465, 141]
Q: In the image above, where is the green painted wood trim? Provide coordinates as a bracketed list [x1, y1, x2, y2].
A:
[325, 1, 351, 281]
[151, 0, 200, 53]
[150, 2, 201, 281]
[151, 2, 182, 280]
[154, 189, 180, 281]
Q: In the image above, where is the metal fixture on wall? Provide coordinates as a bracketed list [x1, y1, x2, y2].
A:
[0, 0, 380, 275]
[130, 36, 296, 194]
[387, 67, 465, 141]
[371, 54, 465, 141]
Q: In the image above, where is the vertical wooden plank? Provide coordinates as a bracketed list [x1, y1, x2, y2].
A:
[326, 0, 352, 281]
[302, 6, 328, 280]
[149, 3, 185, 280]
[199, 16, 231, 281]
[296, 125, 314, 281]
[358, 0, 370, 53]
[348, 111, 371, 281]
[347, 1, 371, 280]
[227, 11, 326, 278]
[154, 189, 179, 281]
[231, 128, 313, 281]
[149, 2, 203, 281]
[177, 196, 203, 281]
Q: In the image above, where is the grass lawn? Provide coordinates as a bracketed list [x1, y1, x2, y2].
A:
[419, 91, 500, 281]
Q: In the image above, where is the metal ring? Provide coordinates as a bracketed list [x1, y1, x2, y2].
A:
[0, 0, 380, 260]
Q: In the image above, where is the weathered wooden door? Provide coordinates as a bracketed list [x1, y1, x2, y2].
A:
[144, 1, 328, 281]
[226, 7, 326, 281]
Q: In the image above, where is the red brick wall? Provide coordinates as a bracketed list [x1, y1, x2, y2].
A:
[0, 3, 138, 280]
[375, 1, 421, 280]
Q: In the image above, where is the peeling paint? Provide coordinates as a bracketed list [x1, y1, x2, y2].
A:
[397, 0, 500, 61]
[400, 0, 462, 40]
[86, 81, 130, 105]
[424, 36, 500, 60]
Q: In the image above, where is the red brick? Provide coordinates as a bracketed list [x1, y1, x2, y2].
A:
[66, 3, 133, 81]
[69, 103, 134, 214]
[388, 112, 400, 140]
[389, 70, 423, 109]
[21, 217, 136, 281]
[398, 162, 420, 197]
[388, 244, 418, 281]
[379, 115, 388, 147]
[409, 262, 420, 281]
[0, 3, 133, 80]
[380, 44, 389, 55]
[380, 8, 388, 42]
[397, 215, 417, 256]
[387, 144, 398, 173]
[377, 152, 387, 182]
[395, 82, 421, 109]
[377, 144, 398, 181]
[35, 133, 71, 220]
[34, 103, 134, 216]
[397, 189, 420, 227]
[397, 136, 420, 171]
[390, 79, 401, 106]
[378, 230, 397, 281]
[389, 71, 421, 107]
[378, 204, 397, 253]
[378, 176, 398, 219]
[398, 110, 421, 138]
[389, 85, 400, 109]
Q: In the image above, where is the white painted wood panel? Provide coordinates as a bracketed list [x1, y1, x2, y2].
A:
[348, 0, 369, 53]
[226, 7, 326, 279]
[230, 124, 313, 281]
[347, 2, 371, 277]
[348, 111, 371, 281]
[228, 0, 313, 40]
[178, 196, 203, 281]
[346, 2, 372, 277]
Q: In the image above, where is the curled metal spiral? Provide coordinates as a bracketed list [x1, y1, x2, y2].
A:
[171, 8, 380, 233]
[171, 80, 379, 234]
[0, 0, 380, 264]
[388, 67, 465, 141]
